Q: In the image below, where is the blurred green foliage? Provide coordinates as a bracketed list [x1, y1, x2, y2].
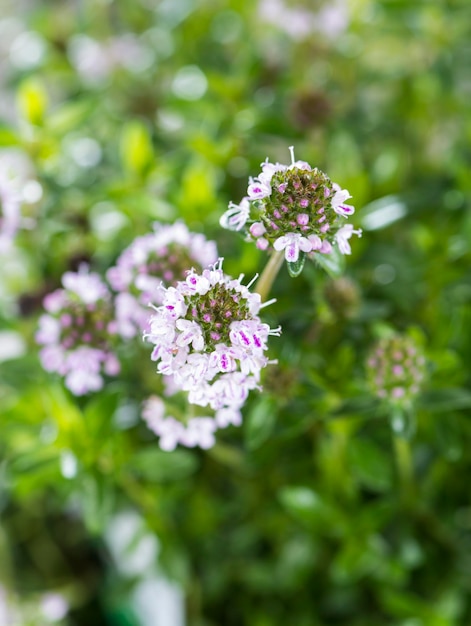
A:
[1, 0, 471, 624]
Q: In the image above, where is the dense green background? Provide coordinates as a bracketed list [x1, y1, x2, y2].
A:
[1, 0, 471, 624]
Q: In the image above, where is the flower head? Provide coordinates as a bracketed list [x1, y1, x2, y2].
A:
[143, 260, 280, 449]
[366, 334, 427, 407]
[36, 265, 120, 395]
[220, 147, 361, 273]
[107, 221, 218, 338]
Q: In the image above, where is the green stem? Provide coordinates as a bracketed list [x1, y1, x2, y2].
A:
[254, 250, 285, 302]
[393, 434, 414, 499]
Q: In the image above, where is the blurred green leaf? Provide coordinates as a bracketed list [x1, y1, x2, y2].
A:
[245, 396, 277, 450]
[120, 120, 154, 177]
[418, 388, 471, 412]
[46, 100, 95, 134]
[278, 486, 336, 529]
[349, 438, 393, 492]
[312, 247, 345, 278]
[16, 77, 48, 126]
[0, 127, 19, 146]
[80, 473, 115, 535]
[129, 448, 199, 482]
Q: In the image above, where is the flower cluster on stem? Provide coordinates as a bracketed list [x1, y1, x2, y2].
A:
[36, 265, 120, 395]
[366, 334, 426, 407]
[143, 259, 280, 450]
[220, 146, 362, 274]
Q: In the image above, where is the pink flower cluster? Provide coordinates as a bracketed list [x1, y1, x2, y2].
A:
[143, 259, 281, 450]
[107, 221, 218, 338]
[36, 266, 120, 395]
[220, 146, 362, 267]
[366, 334, 426, 406]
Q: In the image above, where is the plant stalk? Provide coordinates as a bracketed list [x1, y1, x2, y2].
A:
[254, 250, 285, 302]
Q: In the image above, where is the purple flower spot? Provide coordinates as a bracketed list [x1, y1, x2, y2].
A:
[299, 199, 309, 208]
[240, 331, 250, 346]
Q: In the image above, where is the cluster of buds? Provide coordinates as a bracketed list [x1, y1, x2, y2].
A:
[366, 334, 426, 406]
[220, 147, 362, 275]
[143, 259, 280, 449]
[107, 221, 218, 338]
[36, 266, 120, 395]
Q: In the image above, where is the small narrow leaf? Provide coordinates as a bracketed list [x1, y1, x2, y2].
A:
[287, 251, 306, 277]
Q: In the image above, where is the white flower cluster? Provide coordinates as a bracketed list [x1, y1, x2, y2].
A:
[143, 260, 280, 450]
[220, 147, 362, 267]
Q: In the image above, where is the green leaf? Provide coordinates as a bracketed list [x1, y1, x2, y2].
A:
[278, 486, 334, 528]
[81, 473, 115, 535]
[0, 127, 19, 146]
[129, 448, 199, 482]
[418, 388, 471, 412]
[120, 120, 154, 177]
[83, 389, 120, 439]
[46, 100, 95, 134]
[286, 252, 306, 277]
[245, 396, 277, 450]
[349, 439, 393, 492]
[16, 77, 48, 125]
[312, 246, 345, 278]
